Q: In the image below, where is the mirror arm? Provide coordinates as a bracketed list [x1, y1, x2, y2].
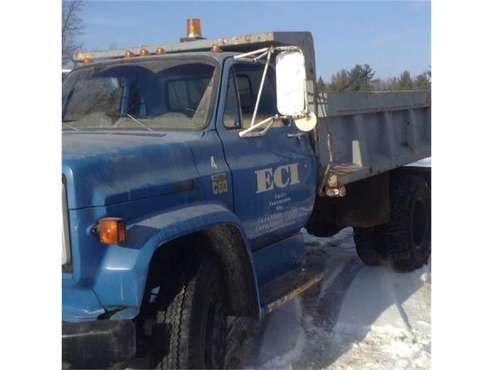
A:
[233, 46, 300, 61]
[233, 47, 270, 60]
[235, 45, 310, 137]
[249, 47, 274, 131]
[239, 114, 289, 138]
[240, 115, 291, 138]
[253, 51, 269, 62]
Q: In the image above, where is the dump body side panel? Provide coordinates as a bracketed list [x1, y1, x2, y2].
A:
[316, 91, 431, 195]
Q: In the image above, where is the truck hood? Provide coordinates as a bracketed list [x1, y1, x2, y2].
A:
[62, 131, 200, 209]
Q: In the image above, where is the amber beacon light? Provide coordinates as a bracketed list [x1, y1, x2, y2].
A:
[187, 18, 202, 38]
[97, 217, 127, 245]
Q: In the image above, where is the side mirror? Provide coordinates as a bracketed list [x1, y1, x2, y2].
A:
[276, 50, 317, 132]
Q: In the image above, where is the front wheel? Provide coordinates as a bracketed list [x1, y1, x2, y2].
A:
[150, 252, 228, 369]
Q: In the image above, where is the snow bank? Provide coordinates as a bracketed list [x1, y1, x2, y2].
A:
[235, 229, 431, 370]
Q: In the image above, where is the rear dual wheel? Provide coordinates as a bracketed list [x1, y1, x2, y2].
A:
[353, 226, 387, 266]
[353, 174, 431, 271]
[384, 174, 431, 271]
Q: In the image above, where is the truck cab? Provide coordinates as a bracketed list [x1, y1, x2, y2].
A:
[62, 31, 320, 369]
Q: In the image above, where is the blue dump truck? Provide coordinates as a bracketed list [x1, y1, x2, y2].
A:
[62, 19, 431, 369]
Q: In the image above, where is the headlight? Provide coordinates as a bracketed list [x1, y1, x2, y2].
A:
[62, 180, 72, 270]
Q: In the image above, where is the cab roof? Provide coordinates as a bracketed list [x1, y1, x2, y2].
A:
[71, 51, 235, 72]
[73, 31, 313, 64]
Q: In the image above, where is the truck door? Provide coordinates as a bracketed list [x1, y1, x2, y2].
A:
[217, 59, 317, 249]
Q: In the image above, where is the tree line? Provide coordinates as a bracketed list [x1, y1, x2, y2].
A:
[317, 64, 431, 94]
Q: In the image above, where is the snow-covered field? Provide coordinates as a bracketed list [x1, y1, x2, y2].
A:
[228, 228, 431, 370]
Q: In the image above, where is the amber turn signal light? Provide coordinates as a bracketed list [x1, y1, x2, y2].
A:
[97, 218, 127, 244]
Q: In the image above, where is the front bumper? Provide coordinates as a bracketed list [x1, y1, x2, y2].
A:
[62, 319, 135, 369]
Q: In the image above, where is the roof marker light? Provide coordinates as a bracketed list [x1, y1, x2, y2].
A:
[211, 44, 222, 53]
[73, 51, 93, 63]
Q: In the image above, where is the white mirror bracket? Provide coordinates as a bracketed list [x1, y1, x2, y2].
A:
[235, 46, 315, 138]
[239, 114, 288, 138]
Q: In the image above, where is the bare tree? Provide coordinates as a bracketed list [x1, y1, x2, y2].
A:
[62, 0, 84, 67]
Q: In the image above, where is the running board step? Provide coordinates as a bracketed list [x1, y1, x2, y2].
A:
[260, 261, 326, 314]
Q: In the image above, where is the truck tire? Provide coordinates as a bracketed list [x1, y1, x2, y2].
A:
[384, 174, 431, 271]
[151, 252, 227, 369]
[353, 227, 386, 266]
[305, 220, 343, 237]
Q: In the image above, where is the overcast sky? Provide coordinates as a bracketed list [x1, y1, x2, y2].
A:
[79, 1, 431, 79]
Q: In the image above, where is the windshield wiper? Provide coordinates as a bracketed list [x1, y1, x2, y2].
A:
[116, 113, 153, 132]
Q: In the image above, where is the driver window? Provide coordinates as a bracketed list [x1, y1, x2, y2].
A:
[234, 63, 281, 128]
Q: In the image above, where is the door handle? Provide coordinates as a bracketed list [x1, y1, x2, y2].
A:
[287, 132, 307, 138]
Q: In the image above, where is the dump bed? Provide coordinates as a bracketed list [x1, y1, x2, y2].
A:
[315, 90, 431, 196]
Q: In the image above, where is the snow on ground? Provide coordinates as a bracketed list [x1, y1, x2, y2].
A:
[129, 228, 431, 370]
[229, 228, 431, 370]
[406, 157, 431, 168]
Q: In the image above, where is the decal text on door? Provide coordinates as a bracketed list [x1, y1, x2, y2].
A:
[255, 163, 300, 193]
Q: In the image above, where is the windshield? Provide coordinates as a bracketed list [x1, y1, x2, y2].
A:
[62, 58, 217, 130]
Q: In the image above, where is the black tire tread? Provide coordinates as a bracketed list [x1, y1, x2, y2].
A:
[385, 174, 431, 271]
[153, 252, 226, 370]
[155, 264, 195, 369]
[353, 227, 385, 266]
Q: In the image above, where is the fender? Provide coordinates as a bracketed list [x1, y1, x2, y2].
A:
[92, 202, 260, 319]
